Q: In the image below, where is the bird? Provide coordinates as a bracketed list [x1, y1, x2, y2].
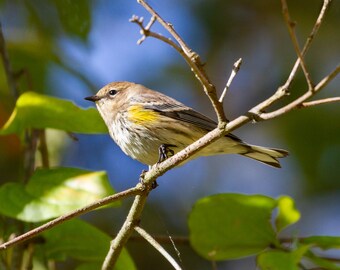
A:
[85, 81, 288, 168]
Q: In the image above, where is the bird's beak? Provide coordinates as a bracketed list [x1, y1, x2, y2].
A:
[84, 95, 101, 102]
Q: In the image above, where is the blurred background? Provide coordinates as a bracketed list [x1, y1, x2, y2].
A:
[0, 0, 339, 269]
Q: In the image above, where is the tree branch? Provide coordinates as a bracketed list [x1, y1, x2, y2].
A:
[135, 0, 227, 123]
[299, 97, 340, 108]
[281, 0, 314, 89]
[219, 58, 242, 103]
[129, 235, 189, 245]
[0, 186, 142, 250]
[134, 226, 182, 270]
[258, 64, 340, 120]
[253, 0, 332, 113]
[102, 188, 152, 269]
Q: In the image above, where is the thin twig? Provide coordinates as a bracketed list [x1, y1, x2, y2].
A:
[102, 190, 152, 270]
[248, 0, 332, 116]
[134, 226, 182, 270]
[219, 58, 242, 103]
[130, 15, 182, 50]
[0, 21, 19, 98]
[281, 0, 314, 89]
[0, 186, 142, 250]
[299, 97, 340, 108]
[285, 0, 330, 92]
[135, 0, 227, 123]
[137, 0, 194, 58]
[129, 235, 189, 245]
[259, 64, 340, 120]
[167, 233, 182, 263]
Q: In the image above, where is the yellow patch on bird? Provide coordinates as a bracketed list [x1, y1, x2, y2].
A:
[127, 105, 159, 125]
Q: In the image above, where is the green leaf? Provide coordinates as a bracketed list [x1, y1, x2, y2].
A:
[305, 250, 340, 270]
[0, 167, 117, 222]
[257, 245, 310, 270]
[188, 193, 278, 260]
[0, 92, 107, 135]
[275, 196, 300, 232]
[302, 236, 340, 249]
[43, 219, 136, 270]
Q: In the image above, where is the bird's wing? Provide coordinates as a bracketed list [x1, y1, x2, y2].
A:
[144, 103, 216, 130]
[144, 103, 242, 142]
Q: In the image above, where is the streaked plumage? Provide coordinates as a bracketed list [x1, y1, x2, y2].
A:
[85, 82, 288, 167]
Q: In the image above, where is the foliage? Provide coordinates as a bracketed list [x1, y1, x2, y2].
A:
[0, 167, 117, 222]
[188, 193, 340, 269]
[0, 92, 107, 136]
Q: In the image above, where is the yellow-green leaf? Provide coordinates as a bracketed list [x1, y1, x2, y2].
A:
[258, 245, 310, 270]
[275, 196, 300, 232]
[302, 236, 340, 249]
[0, 92, 107, 135]
[0, 167, 117, 222]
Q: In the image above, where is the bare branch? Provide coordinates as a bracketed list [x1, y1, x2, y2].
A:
[285, 0, 331, 90]
[281, 0, 314, 89]
[0, 186, 142, 250]
[102, 189, 152, 270]
[219, 58, 242, 103]
[129, 235, 189, 245]
[134, 226, 182, 270]
[248, 0, 333, 116]
[259, 64, 340, 120]
[299, 97, 340, 108]
[130, 15, 183, 51]
[135, 0, 227, 123]
[137, 0, 194, 58]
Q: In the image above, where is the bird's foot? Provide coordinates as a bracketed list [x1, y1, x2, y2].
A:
[157, 144, 175, 163]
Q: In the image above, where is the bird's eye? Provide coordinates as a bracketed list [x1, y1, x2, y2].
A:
[108, 89, 117, 96]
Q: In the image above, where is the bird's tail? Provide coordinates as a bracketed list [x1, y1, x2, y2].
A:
[241, 145, 289, 168]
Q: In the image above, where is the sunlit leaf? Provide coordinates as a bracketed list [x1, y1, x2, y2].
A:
[0, 92, 107, 135]
[0, 167, 117, 222]
[43, 219, 136, 270]
[257, 245, 310, 270]
[275, 196, 300, 232]
[188, 193, 278, 260]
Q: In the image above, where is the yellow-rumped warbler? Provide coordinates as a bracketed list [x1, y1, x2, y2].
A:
[85, 81, 288, 167]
